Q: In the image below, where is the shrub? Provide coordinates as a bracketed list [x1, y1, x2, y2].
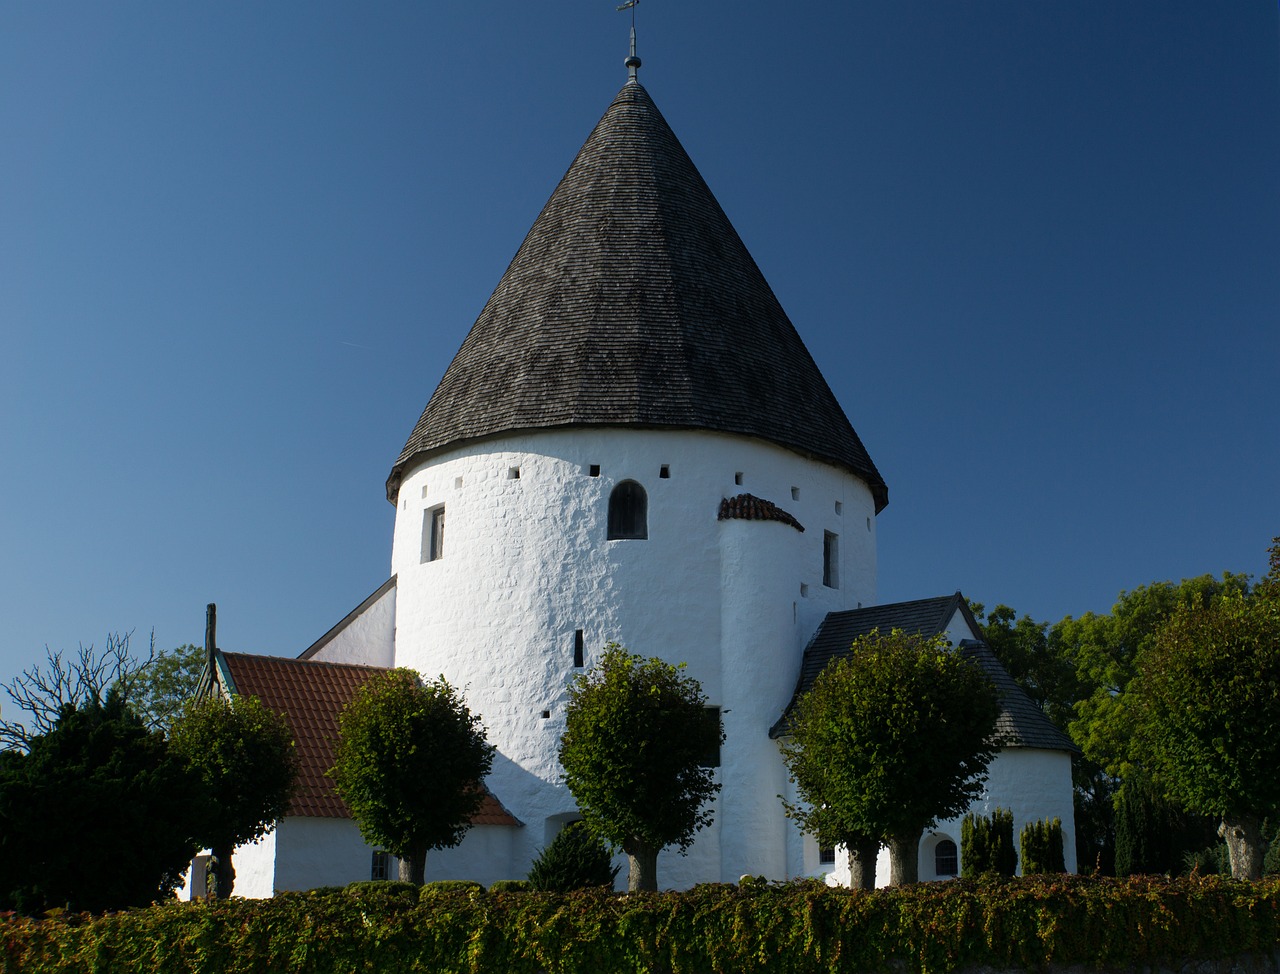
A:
[1020, 818, 1066, 874]
[961, 808, 1017, 877]
[527, 821, 620, 892]
[488, 879, 531, 892]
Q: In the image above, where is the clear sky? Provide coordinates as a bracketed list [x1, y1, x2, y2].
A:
[2, 2, 1277, 714]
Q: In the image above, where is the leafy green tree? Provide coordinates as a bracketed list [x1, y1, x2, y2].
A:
[330, 669, 494, 885]
[1113, 768, 1215, 876]
[0, 691, 202, 914]
[559, 646, 722, 892]
[1134, 592, 1280, 879]
[527, 821, 620, 892]
[169, 695, 297, 898]
[132, 644, 205, 732]
[780, 630, 1001, 886]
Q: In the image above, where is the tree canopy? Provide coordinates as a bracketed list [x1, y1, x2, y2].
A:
[1135, 590, 1280, 879]
[0, 691, 202, 914]
[330, 669, 494, 885]
[780, 629, 1001, 886]
[169, 694, 297, 898]
[558, 645, 722, 892]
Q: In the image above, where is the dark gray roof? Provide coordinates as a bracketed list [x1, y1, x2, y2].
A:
[770, 593, 1078, 753]
[387, 79, 886, 510]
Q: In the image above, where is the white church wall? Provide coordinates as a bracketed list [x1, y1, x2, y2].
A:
[820, 747, 1077, 887]
[946, 747, 1077, 874]
[388, 427, 878, 885]
[303, 579, 397, 667]
[229, 828, 278, 898]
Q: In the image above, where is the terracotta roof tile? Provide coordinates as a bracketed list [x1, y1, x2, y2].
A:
[718, 493, 804, 531]
[219, 652, 520, 825]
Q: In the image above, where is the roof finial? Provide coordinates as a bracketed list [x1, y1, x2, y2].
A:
[618, 0, 641, 81]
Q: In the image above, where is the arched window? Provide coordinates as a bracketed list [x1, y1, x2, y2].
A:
[934, 838, 958, 877]
[607, 481, 647, 540]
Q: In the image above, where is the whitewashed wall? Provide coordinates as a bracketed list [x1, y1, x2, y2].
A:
[389, 427, 878, 885]
[304, 580, 397, 667]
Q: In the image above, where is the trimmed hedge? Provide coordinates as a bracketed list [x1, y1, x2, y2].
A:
[2, 875, 1279, 974]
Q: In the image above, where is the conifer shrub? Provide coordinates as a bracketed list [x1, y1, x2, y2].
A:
[961, 808, 1017, 877]
[488, 879, 531, 892]
[526, 821, 620, 892]
[1020, 817, 1066, 874]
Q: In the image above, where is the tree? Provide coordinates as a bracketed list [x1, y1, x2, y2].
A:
[132, 644, 206, 732]
[0, 691, 202, 914]
[0, 635, 205, 749]
[558, 646, 722, 892]
[526, 821, 620, 892]
[780, 629, 1001, 886]
[1134, 592, 1280, 879]
[169, 694, 297, 898]
[330, 669, 494, 885]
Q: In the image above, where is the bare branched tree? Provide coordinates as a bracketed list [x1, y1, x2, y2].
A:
[0, 631, 156, 751]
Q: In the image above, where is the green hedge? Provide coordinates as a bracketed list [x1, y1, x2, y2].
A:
[2, 875, 1278, 974]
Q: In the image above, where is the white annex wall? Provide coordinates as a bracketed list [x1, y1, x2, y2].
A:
[303, 581, 397, 667]
[389, 427, 878, 885]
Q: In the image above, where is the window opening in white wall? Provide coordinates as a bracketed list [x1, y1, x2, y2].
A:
[454, 477, 463, 488]
[800, 583, 809, 598]
[698, 707, 722, 768]
[934, 839, 958, 877]
[541, 709, 551, 719]
[607, 480, 648, 540]
[819, 845, 836, 866]
[867, 517, 872, 531]
[823, 531, 839, 588]
[573, 629, 584, 668]
[659, 464, 670, 479]
[422, 506, 445, 563]
[508, 466, 520, 479]
[734, 471, 743, 486]
[190, 855, 211, 897]
[421, 484, 429, 498]
[371, 851, 395, 881]
[791, 486, 800, 501]
[588, 464, 601, 477]
[834, 501, 842, 515]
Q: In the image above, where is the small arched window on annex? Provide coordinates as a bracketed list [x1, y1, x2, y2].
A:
[607, 480, 648, 540]
[934, 838, 959, 878]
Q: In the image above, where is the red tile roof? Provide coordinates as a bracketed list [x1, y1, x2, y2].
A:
[218, 652, 520, 826]
[717, 493, 805, 532]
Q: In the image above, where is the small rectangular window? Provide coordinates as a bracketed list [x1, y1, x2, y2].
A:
[422, 506, 445, 563]
[818, 845, 836, 866]
[834, 501, 842, 515]
[371, 851, 395, 881]
[698, 706, 722, 768]
[823, 531, 839, 588]
[508, 466, 520, 480]
[734, 472, 743, 486]
[573, 629, 584, 668]
[791, 486, 800, 501]
[588, 464, 601, 477]
[659, 464, 670, 479]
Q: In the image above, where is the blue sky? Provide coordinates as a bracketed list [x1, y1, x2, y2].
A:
[2, 2, 1277, 711]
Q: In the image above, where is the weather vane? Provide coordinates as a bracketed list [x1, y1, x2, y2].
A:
[617, 0, 641, 80]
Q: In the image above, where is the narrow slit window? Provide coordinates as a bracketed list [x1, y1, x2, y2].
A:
[698, 707, 722, 768]
[823, 531, 839, 588]
[734, 472, 743, 486]
[573, 630, 584, 668]
[422, 506, 445, 563]
[607, 480, 648, 540]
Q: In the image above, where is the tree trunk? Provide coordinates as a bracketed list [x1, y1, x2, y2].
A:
[211, 843, 235, 899]
[1220, 815, 1265, 880]
[887, 832, 920, 887]
[847, 836, 879, 890]
[399, 848, 427, 885]
[626, 842, 659, 892]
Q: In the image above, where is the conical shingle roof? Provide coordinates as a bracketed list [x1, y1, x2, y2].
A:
[388, 79, 886, 510]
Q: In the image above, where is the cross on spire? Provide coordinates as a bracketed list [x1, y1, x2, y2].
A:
[617, 0, 641, 81]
